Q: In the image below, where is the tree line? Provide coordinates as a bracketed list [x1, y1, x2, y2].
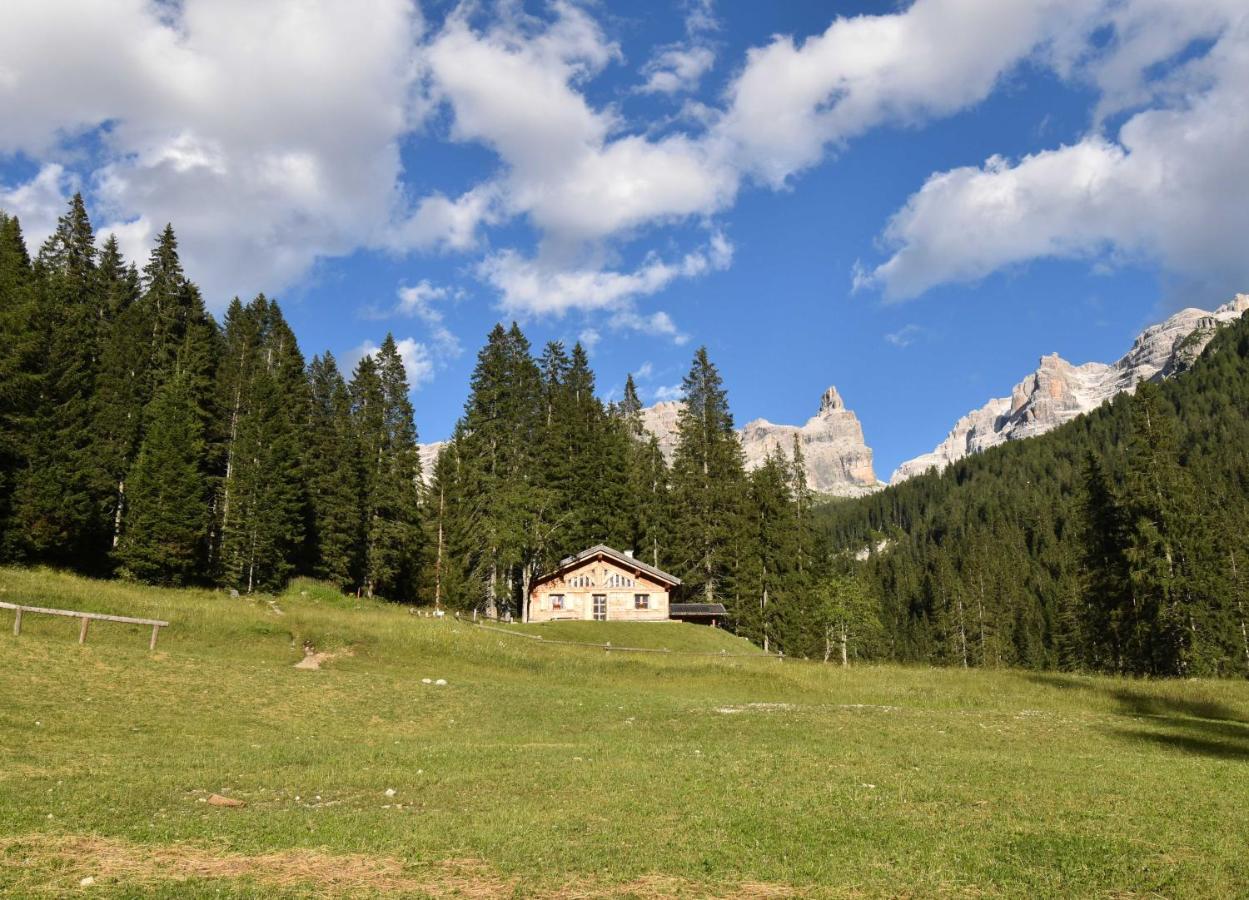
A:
[0, 198, 422, 597]
[1, 197, 871, 660]
[820, 312, 1249, 678]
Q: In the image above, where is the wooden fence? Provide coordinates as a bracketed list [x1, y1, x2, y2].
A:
[1, 601, 168, 650]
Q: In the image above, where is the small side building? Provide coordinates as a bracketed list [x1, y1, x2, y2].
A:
[528, 545, 681, 622]
[668, 603, 728, 627]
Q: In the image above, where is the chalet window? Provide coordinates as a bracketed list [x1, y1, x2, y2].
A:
[568, 574, 593, 588]
[605, 572, 634, 588]
[634, 594, 650, 610]
[551, 595, 565, 610]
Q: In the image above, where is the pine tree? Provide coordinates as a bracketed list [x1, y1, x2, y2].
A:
[0, 213, 40, 547]
[355, 335, 423, 600]
[305, 352, 363, 588]
[741, 447, 799, 650]
[216, 298, 308, 592]
[115, 370, 209, 585]
[670, 347, 746, 607]
[8, 195, 108, 567]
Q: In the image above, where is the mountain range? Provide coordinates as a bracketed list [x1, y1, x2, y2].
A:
[419, 294, 1248, 495]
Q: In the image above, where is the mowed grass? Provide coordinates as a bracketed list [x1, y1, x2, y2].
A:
[1, 567, 1248, 897]
[497, 619, 761, 653]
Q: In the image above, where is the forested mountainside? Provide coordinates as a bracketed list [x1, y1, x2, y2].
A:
[819, 312, 1249, 678]
[0, 198, 832, 655]
[5, 196, 1248, 676]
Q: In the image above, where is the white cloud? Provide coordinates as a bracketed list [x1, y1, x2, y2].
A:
[640, 46, 716, 96]
[578, 328, 601, 353]
[635, 361, 655, 380]
[0, 163, 75, 249]
[884, 324, 923, 348]
[863, 6, 1249, 300]
[638, 0, 718, 95]
[352, 336, 436, 390]
[652, 383, 684, 402]
[395, 280, 462, 358]
[0, 0, 424, 305]
[476, 232, 729, 336]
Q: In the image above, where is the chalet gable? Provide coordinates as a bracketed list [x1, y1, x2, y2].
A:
[533, 544, 681, 591]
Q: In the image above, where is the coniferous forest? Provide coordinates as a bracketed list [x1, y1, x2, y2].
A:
[3, 197, 1249, 678]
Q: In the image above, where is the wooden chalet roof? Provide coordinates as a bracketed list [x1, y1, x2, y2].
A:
[536, 544, 682, 588]
[668, 603, 728, 617]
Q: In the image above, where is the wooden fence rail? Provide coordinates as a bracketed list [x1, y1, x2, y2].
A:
[0, 601, 169, 650]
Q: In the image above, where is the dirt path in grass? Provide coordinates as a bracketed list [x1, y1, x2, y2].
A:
[0, 834, 801, 898]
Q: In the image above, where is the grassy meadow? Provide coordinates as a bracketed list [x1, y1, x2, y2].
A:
[1, 567, 1247, 897]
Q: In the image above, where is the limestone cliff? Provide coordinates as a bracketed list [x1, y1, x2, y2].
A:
[891, 294, 1249, 483]
[638, 386, 880, 497]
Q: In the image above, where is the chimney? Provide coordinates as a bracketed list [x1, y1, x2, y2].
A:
[623, 549, 634, 557]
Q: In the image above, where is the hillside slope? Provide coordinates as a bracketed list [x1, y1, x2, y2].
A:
[2, 567, 1248, 897]
[820, 307, 1249, 674]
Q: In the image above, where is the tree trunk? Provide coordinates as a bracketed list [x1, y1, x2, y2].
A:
[486, 557, 497, 619]
[111, 479, 125, 548]
[840, 625, 848, 667]
[433, 484, 445, 609]
[956, 593, 969, 668]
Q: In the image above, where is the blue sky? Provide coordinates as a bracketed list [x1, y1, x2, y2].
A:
[2, 0, 1247, 478]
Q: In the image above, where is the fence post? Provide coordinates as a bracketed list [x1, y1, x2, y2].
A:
[78, 616, 90, 644]
[13, 607, 21, 636]
[150, 624, 160, 651]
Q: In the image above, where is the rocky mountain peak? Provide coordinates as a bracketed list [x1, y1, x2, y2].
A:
[819, 386, 844, 414]
[891, 293, 1249, 484]
[639, 387, 880, 497]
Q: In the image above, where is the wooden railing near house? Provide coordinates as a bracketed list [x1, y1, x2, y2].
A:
[1, 601, 169, 650]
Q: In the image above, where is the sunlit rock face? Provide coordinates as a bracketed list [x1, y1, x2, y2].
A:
[891, 294, 1249, 484]
[639, 386, 881, 498]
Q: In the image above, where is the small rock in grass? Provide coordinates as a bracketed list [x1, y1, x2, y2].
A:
[79, 876, 95, 887]
[207, 794, 245, 808]
[421, 678, 432, 684]
[384, 788, 396, 797]
[435, 678, 447, 686]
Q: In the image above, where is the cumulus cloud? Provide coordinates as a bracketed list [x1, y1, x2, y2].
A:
[352, 336, 436, 390]
[862, 4, 1249, 300]
[4, 0, 1243, 327]
[394, 280, 463, 358]
[652, 383, 684, 402]
[0, 163, 75, 249]
[884, 324, 923, 348]
[0, 0, 424, 304]
[477, 231, 729, 329]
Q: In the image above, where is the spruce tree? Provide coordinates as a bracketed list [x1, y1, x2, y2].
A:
[115, 370, 209, 585]
[216, 298, 308, 592]
[0, 213, 40, 549]
[305, 352, 363, 588]
[351, 336, 423, 600]
[8, 195, 108, 567]
[670, 347, 746, 607]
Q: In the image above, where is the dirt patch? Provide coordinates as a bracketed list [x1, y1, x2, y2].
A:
[715, 703, 796, 715]
[293, 644, 354, 670]
[2, 834, 514, 897]
[2, 834, 803, 898]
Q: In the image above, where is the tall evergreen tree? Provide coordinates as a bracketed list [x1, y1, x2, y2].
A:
[8, 195, 108, 567]
[670, 347, 746, 607]
[356, 335, 423, 600]
[216, 298, 308, 592]
[305, 352, 363, 588]
[0, 213, 40, 546]
[115, 370, 209, 585]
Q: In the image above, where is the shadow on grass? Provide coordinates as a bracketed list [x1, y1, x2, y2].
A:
[1024, 673, 1249, 762]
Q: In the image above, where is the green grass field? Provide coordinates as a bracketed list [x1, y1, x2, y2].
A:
[1, 567, 1247, 897]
